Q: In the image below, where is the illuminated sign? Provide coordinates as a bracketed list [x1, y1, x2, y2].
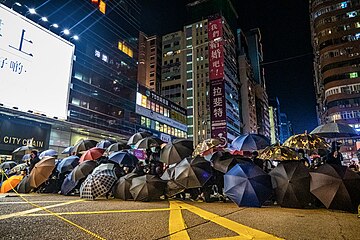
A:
[0, 5, 74, 119]
[208, 18, 224, 81]
[209, 79, 227, 139]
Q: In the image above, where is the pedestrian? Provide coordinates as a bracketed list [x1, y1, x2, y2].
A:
[29, 150, 40, 173]
[326, 141, 343, 165]
[298, 149, 310, 167]
[251, 151, 263, 169]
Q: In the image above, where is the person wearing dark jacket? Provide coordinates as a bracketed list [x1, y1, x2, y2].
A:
[326, 141, 343, 165]
[29, 150, 40, 173]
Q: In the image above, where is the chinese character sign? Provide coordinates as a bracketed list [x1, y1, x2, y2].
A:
[208, 18, 224, 81]
[210, 79, 227, 140]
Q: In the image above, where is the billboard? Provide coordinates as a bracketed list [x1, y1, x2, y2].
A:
[209, 78, 227, 140]
[0, 5, 74, 119]
[208, 18, 224, 81]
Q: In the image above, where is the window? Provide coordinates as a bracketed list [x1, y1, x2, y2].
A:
[350, 72, 359, 78]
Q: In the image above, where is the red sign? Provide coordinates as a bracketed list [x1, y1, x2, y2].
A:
[208, 18, 224, 81]
[209, 78, 227, 140]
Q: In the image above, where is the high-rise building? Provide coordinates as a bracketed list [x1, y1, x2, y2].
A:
[310, 0, 360, 130]
[137, 32, 162, 92]
[279, 113, 293, 143]
[268, 97, 281, 144]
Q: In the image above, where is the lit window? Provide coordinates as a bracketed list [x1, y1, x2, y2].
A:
[102, 54, 108, 62]
[350, 72, 358, 78]
[95, 50, 101, 58]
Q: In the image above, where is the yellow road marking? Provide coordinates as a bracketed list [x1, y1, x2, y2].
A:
[24, 208, 171, 216]
[169, 201, 190, 240]
[0, 199, 85, 220]
[0, 201, 76, 204]
[170, 200, 283, 240]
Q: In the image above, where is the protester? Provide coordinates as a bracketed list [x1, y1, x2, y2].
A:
[251, 151, 263, 169]
[29, 150, 40, 173]
[326, 141, 343, 165]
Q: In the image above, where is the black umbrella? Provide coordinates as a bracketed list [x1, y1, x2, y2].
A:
[0, 161, 17, 170]
[80, 169, 117, 200]
[160, 139, 194, 165]
[72, 139, 98, 154]
[108, 151, 139, 167]
[16, 175, 33, 193]
[160, 166, 176, 181]
[210, 151, 247, 174]
[173, 156, 212, 189]
[231, 134, 270, 151]
[61, 172, 78, 195]
[129, 174, 167, 201]
[71, 160, 98, 182]
[127, 132, 153, 146]
[133, 137, 164, 149]
[112, 173, 138, 200]
[269, 161, 312, 208]
[56, 156, 80, 174]
[224, 161, 273, 207]
[61, 146, 74, 154]
[104, 141, 130, 156]
[96, 139, 116, 149]
[310, 122, 358, 138]
[12, 145, 35, 154]
[165, 180, 185, 197]
[310, 164, 360, 212]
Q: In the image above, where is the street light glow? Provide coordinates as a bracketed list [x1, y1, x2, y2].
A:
[63, 29, 70, 35]
[28, 8, 36, 14]
[41, 17, 48, 22]
[73, 35, 79, 40]
[51, 23, 59, 28]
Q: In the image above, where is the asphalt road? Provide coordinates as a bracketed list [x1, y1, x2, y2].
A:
[0, 193, 359, 240]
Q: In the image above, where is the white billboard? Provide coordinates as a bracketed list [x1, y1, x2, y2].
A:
[0, 5, 74, 119]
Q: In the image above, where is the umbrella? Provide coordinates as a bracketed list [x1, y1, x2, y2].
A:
[133, 137, 164, 149]
[231, 134, 270, 151]
[210, 151, 247, 174]
[160, 166, 176, 181]
[17, 175, 32, 193]
[61, 146, 74, 154]
[193, 138, 221, 157]
[104, 141, 130, 156]
[80, 169, 117, 200]
[108, 151, 139, 167]
[72, 139, 98, 154]
[283, 133, 330, 151]
[9, 163, 28, 175]
[28, 156, 56, 188]
[22, 154, 31, 161]
[92, 163, 116, 175]
[173, 156, 212, 189]
[61, 172, 78, 195]
[224, 161, 273, 207]
[160, 139, 194, 165]
[79, 147, 105, 163]
[96, 139, 116, 149]
[269, 161, 312, 208]
[165, 180, 185, 197]
[0, 161, 17, 170]
[12, 145, 35, 154]
[259, 143, 300, 161]
[112, 173, 138, 200]
[71, 160, 98, 182]
[39, 149, 58, 159]
[57, 156, 80, 174]
[310, 164, 360, 212]
[310, 122, 358, 138]
[127, 132, 153, 146]
[129, 175, 167, 201]
[0, 175, 23, 193]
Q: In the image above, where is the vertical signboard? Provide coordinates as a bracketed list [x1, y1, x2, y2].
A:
[208, 17, 226, 140]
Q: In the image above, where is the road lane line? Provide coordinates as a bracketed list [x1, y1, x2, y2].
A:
[24, 208, 171, 216]
[175, 201, 283, 240]
[169, 201, 190, 240]
[0, 199, 85, 220]
[0, 201, 77, 204]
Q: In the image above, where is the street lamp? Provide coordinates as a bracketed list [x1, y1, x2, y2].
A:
[11, 2, 22, 9]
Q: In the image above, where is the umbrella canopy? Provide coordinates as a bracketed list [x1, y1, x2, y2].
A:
[57, 156, 80, 174]
[259, 144, 300, 161]
[9, 163, 28, 175]
[129, 175, 167, 201]
[173, 156, 212, 189]
[283, 133, 330, 151]
[17, 175, 32, 193]
[61, 172, 78, 195]
[39, 149, 58, 159]
[92, 163, 115, 175]
[0, 175, 23, 193]
[133, 137, 164, 149]
[22, 154, 31, 162]
[112, 173, 138, 200]
[79, 147, 105, 163]
[127, 132, 153, 146]
[0, 161, 17, 170]
[80, 169, 117, 200]
[71, 160, 98, 182]
[72, 139, 98, 154]
[165, 180, 185, 197]
[310, 122, 358, 138]
[160, 166, 176, 181]
[310, 164, 360, 212]
[231, 134, 270, 151]
[269, 161, 312, 208]
[28, 156, 56, 188]
[210, 151, 246, 174]
[12, 145, 35, 154]
[108, 151, 139, 167]
[224, 161, 273, 207]
[193, 138, 221, 157]
[61, 146, 74, 155]
[96, 139, 116, 149]
[160, 139, 194, 165]
[104, 141, 130, 156]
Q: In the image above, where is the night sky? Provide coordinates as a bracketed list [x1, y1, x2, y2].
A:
[138, 0, 318, 134]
